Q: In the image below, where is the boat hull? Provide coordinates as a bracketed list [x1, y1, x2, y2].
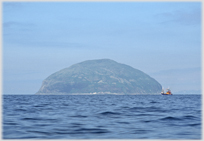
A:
[161, 94, 172, 95]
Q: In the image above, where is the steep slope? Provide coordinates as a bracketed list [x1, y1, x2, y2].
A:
[36, 59, 162, 94]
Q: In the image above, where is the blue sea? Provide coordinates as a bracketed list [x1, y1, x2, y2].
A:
[3, 94, 201, 139]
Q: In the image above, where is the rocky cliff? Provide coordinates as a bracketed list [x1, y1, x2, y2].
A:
[36, 59, 162, 94]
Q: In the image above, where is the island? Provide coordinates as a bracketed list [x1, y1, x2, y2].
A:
[36, 59, 162, 95]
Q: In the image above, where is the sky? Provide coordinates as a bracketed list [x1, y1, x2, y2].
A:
[2, 2, 201, 94]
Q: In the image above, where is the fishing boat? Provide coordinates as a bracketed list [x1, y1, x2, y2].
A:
[161, 88, 172, 95]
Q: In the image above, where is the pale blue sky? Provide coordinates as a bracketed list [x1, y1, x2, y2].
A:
[3, 2, 201, 94]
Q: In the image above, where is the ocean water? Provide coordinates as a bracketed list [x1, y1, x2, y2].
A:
[3, 94, 201, 139]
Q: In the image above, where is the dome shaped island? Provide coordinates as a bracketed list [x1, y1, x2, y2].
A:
[36, 59, 162, 95]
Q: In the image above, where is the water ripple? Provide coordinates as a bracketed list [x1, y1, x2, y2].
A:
[3, 95, 201, 139]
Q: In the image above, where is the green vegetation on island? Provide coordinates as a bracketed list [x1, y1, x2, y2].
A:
[36, 59, 162, 94]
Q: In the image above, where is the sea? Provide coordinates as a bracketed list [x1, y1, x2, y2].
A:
[3, 94, 201, 139]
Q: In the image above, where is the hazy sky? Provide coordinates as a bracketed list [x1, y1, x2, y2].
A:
[3, 2, 201, 94]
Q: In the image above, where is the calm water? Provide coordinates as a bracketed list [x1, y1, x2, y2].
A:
[3, 94, 201, 139]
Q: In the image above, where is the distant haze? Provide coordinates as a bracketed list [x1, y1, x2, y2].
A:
[3, 2, 201, 94]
